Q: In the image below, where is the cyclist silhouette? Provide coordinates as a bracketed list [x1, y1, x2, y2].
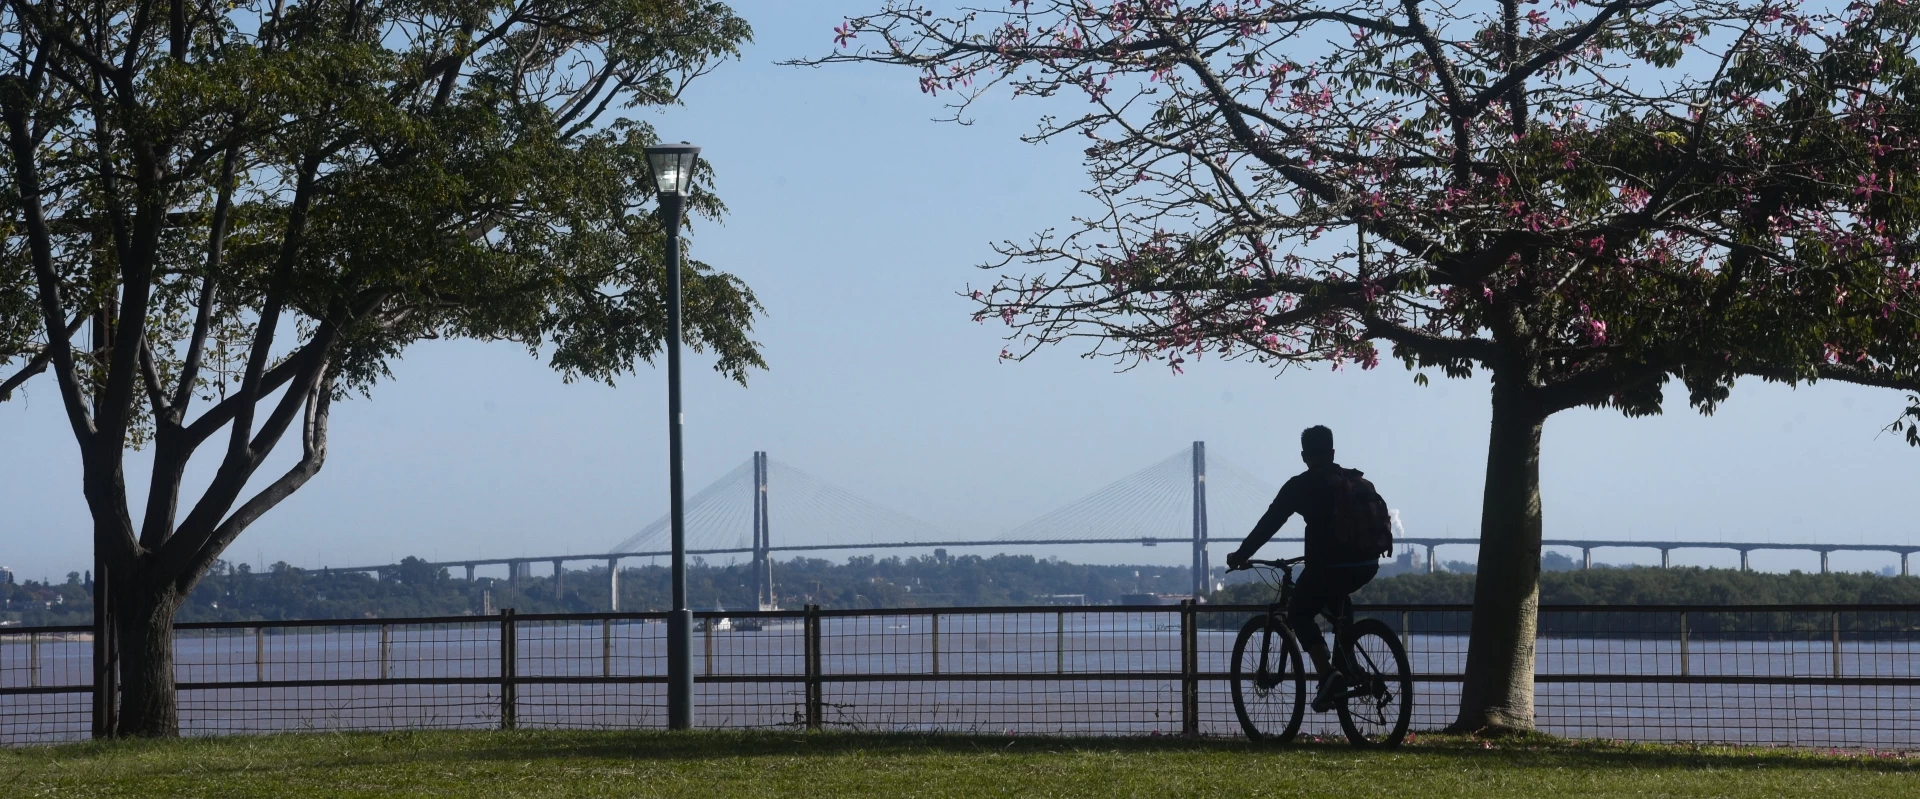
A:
[1225, 425, 1382, 711]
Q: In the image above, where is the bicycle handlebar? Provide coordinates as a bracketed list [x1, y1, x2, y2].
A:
[1229, 556, 1306, 571]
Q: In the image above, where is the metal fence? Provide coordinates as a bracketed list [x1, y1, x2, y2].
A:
[2, 604, 1916, 748]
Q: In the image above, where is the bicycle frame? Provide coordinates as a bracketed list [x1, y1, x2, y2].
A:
[1241, 557, 1356, 678]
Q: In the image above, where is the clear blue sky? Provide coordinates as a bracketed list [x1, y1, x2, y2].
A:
[3, 3, 1916, 582]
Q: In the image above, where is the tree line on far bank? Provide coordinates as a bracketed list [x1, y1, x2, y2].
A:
[7, 554, 1916, 628]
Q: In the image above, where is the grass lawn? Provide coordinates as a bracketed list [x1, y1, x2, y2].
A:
[2, 729, 1914, 798]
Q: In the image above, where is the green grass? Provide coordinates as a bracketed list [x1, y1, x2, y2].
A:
[2, 729, 1914, 798]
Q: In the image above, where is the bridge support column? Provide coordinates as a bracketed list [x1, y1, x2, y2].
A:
[509, 560, 528, 585]
[608, 558, 621, 611]
[1582, 548, 1591, 570]
[465, 564, 476, 582]
[1903, 552, 1911, 578]
[1820, 551, 1830, 574]
[1426, 545, 1436, 574]
[553, 560, 565, 600]
[1191, 442, 1209, 598]
[1739, 550, 1750, 572]
[753, 452, 774, 608]
[1660, 548, 1671, 569]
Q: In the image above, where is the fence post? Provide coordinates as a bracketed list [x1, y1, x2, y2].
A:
[930, 613, 940, 675]
[379, 624, 392, 680]
[1679, 611, 1689, 677]
[1400, 610, 1411, 656]
[805, 604, 822, 731]
[1832, 610, 1842, 678]
[1179, 600, 1198, 737]
[704, 616, 715, 677]
[29, 633, 39, 688]
[1056, 611, 1066, 674]
[499, 609, 517, 730]
[602, 618, 613, 678]
[254, 627, 265, 682]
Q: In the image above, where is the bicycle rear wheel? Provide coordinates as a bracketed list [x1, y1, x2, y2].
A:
[1230, 615, 1306, 742]
[1336, 617, 1413, 748]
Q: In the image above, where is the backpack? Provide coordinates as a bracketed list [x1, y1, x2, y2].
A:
[1327, 468, 1393, 559]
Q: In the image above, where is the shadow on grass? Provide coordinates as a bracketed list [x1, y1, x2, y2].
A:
[245, 729, 1920, 773]
[24, 729, 1919, 777]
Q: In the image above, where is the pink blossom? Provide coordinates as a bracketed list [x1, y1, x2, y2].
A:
[1577, 318, 1608, 346]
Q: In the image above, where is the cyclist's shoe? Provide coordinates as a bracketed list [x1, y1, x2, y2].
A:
[1310, 669, 1344, 713]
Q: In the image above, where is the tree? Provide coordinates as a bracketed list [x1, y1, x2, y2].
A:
[0, 0, 761, 736]
[811, 0, 1920, 731]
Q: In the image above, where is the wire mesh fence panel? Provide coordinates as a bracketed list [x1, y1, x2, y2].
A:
[0, 628, 94, 745]
[0, 629, 91, 690]
[1531, 681, 1920, 749]
[518, 620, 616, 679]
[609, 618, 669, 679]
[173, 619, 503, 736]
[0, 692, 91, 744]
[1, 606, 1916, 747]
[820, 679, 1186, 735]
[179, 684, 504, 736]
[1516, 608, 1920, 749]
[1835, 609, 1916, 680]
[1365, 608, 1468, 738]
[692, 612, 805, 729]
[811, 609, 1187, 734]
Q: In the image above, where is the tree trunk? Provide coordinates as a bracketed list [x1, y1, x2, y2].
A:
[90, 546, 119, 737]
[1450, 380, 1546, 733]
[112, 580, 182, 737]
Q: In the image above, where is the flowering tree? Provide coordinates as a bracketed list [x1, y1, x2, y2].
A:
[0, 0, 760, 736]
[812, 0, 1920, 731]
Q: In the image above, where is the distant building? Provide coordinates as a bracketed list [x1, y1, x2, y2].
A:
[1038, 594, 1087, 606]
[0, 567, 11, 585]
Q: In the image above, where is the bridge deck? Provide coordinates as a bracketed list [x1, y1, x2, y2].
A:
[330, 536, 1920, 574]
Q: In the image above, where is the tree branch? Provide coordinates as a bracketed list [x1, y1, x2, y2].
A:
[1468, 0, 1652, 115]
[1808, 364, 1920, 393]
[1536, 360, 1671, 414]
[172, 146, 238, 412]
[1363, 318, 1502, 365]
[179, 340, 324, 448]
[1, 74, 96, 445]
[0, 313, 86, 401]
[165, 332, 334, 575]
[172, 363, 333, 592]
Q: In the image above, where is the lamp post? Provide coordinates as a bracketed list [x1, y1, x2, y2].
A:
[646, 141, 700, 731]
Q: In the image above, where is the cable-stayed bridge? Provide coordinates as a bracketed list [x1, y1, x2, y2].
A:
[331, 443, 1920, 607]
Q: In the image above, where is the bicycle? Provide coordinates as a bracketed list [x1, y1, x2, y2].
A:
[1227, 556, 1412, 747]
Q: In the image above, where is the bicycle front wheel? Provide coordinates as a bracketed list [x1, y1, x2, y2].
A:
[1336, 617, 1413, 748]
[1229, 615, 1306, 743]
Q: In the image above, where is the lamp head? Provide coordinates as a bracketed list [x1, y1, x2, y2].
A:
[644, 142, 701, 196]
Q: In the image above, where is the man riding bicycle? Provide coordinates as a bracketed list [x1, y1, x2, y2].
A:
[1225, 425, 1386, 712]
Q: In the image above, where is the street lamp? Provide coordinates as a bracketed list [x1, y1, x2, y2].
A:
[646, 141, 700, 731]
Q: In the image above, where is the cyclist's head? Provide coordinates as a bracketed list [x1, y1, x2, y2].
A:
[1300, 425, 1335, 467]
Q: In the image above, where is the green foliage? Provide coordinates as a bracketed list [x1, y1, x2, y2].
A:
[1, 0, 762, 732]
[675, 554, 1196, 611]
[1, 554, 1205, 625]
[1210, 566, 1920, 608]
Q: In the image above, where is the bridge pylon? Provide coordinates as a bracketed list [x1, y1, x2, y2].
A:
[1192, 441, 1209, 598]
[753, 451, 774, 607]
